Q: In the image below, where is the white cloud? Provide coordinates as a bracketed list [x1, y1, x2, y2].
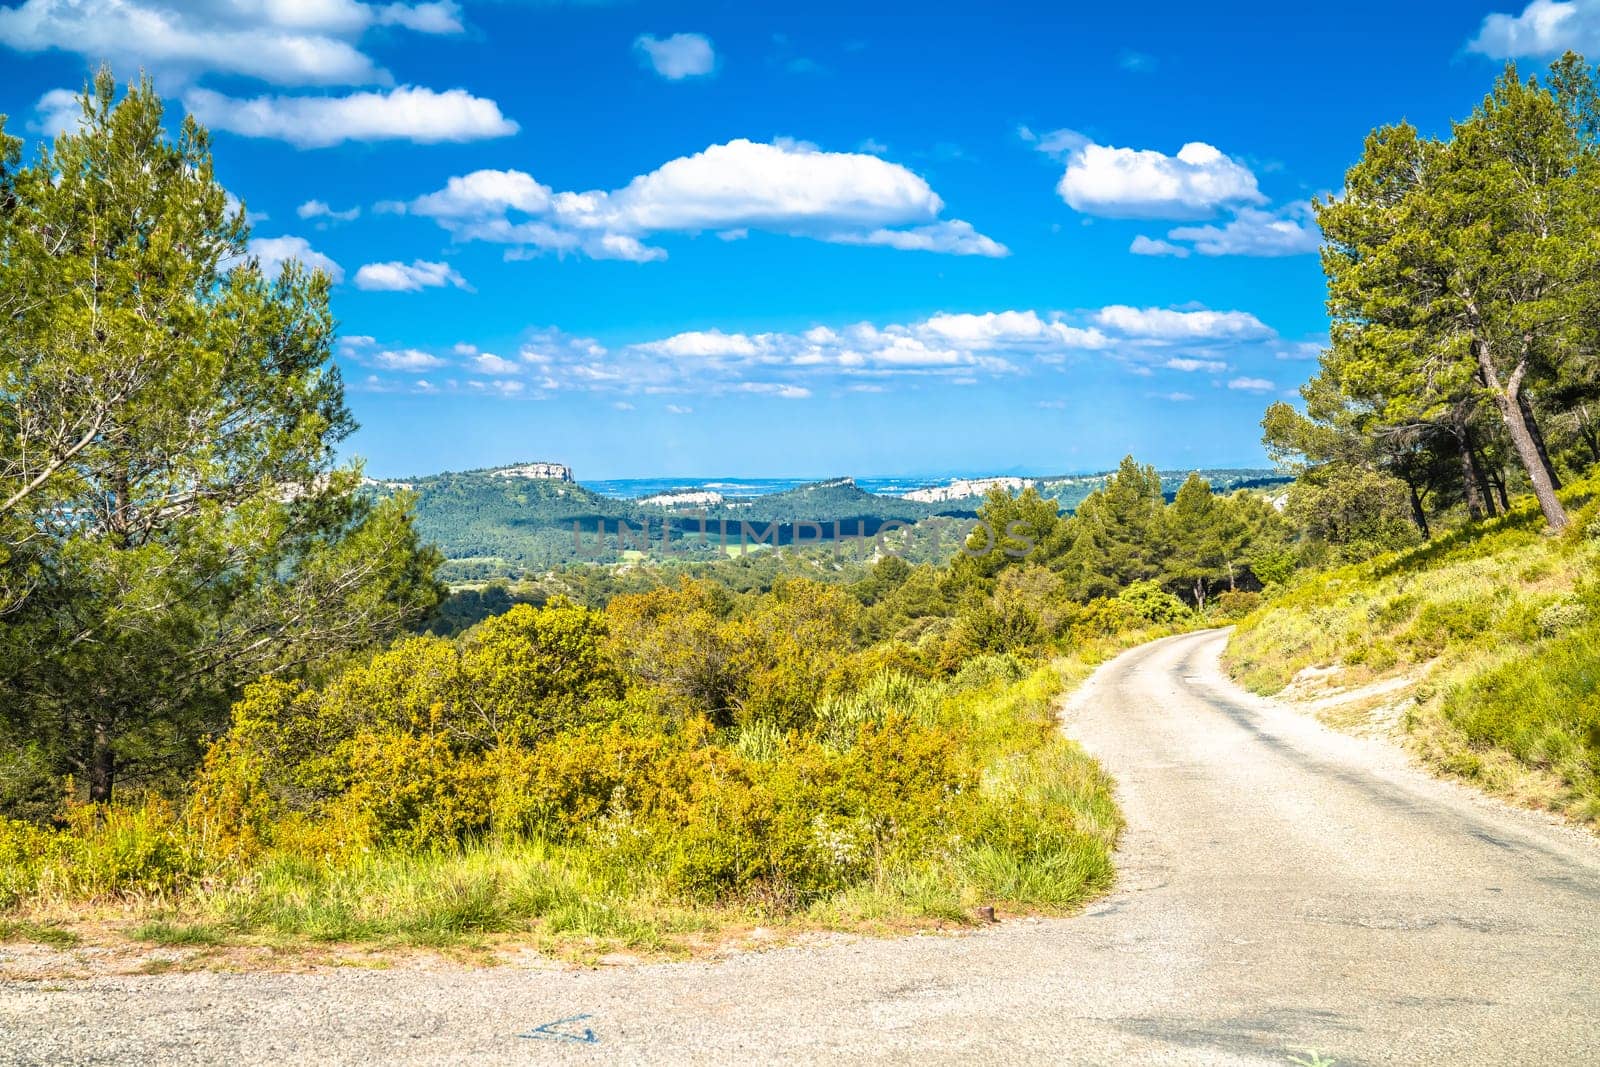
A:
[298, 199, 361, 222]
[1469, 0, 1600, 57]
[634, 32, 716, 79]
[376, 1, 463, 34]
[666, 404, 694, 415]
[184, 85, 518, 148]
[1227, 376, 1276, 392]
[394, 138, 1003, 261]
[1041, 130, 1264, 219]
[1164, 357, 1229, 373]
[919, 310, 1109, 351]
[1161, 203, 1320, 257]
[641, 330, 764, 358]
[469, 378, 525, 396]
[29, 87, 81, 135]
[827, 220, 1008, 257]
[553, 139, 938, 233]
[469, 352, 521, 375]
[0, 0, 461, 87]
[354, 259, 471, 291]
[350, 302, 1280, 399]
[1093, 305, 1273, 342]
[736, 382, 812, 399]
[372, 348, 447, 371]
[224, 192, 269, 225]
[1275, 340, 1326, 361]
[248, 235, 344, 282]
[403, 169, 552, 218]
[1129, 235, 1190, 258]
[1153, 391, 1194, 401]
[1018, 126, 1088, 160]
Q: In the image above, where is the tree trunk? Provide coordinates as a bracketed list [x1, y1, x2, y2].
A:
[88, 723, 115, 804]
[1407, 474, 1433, 537]
[1454, 435, 1484, 522]
[1477, 344, 1568, 530]
[1483, 457, 1510, 511]
[1466, 441, 1498, 518]
[1575, 404, 1600, 468]
[1518, 392, 1562, 491]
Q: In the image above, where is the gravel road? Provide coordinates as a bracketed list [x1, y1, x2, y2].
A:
[5, 629, 1599, 1065]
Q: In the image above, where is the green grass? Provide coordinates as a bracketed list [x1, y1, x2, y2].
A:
[205, 842, 701, 952]
[130, 920, 228, 947]
[1225, 477, 1600, 824]
[0, 919, 81, 948]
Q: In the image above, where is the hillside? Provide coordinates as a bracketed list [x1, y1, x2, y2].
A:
[1035, 468, 1286, 512]
[395, 470, 969, 577]
[1224, 477, 1600, 826]
[386, 464, 1290, 579]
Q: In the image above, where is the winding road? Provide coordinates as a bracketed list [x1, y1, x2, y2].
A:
[5, 629, 1600, 1064]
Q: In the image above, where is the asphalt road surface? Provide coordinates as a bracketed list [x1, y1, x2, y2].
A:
[5, 629, 1599, 1065]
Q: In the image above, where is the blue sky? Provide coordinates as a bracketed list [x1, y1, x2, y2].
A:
[1, 0, 1591, 479]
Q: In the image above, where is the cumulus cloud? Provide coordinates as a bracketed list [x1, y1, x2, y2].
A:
[826, 220, 1008, 257]
[1129, 235, 1190, 258]
[371, 348, 447, 371]
[1017, 125, 1089, 160]
[468, 352, 521, 375]
[1139, 202, 1321, 258]
[0, 0, 462, 87]
[1164, 357, 1229, 373]
[376, 1, 463, 34]
[1469, 0, 1600, 57]
[353, 259, 471, 292]
[1092, 305, 1273, 342]
[1227, 376, 1276, 392]
[349, 301, 1281, 402]
[401, 169, 552, 218]
[29, 87, 82, 135]
[247, 235, 344, 282]
[298, 199, 361, 222]
[184, 85, 518, 148]
[1040, 131, 1264, 219]
[390, 138, 1003, 261]
[634, 32, 716, 79]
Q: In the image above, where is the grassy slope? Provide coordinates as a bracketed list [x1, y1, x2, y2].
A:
[1225, 477, 1600, 826]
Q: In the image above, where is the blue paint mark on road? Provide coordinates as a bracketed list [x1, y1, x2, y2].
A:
[519, 1014, 599, 1044]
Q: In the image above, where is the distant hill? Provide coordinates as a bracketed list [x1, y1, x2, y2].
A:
[373, 463, 1289, 580]
[1036, 468, 1287, 512]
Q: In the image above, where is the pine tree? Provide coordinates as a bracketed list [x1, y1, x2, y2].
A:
[0, 72, 443, 804]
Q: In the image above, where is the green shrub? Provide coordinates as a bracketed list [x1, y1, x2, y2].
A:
[1117, 580, 1192, 624]
[2, 570, 1128, 945]
[1214, 589, 1263, 617]
[1537, 598, 1590, 638]
[950, 653, 1029, 692]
